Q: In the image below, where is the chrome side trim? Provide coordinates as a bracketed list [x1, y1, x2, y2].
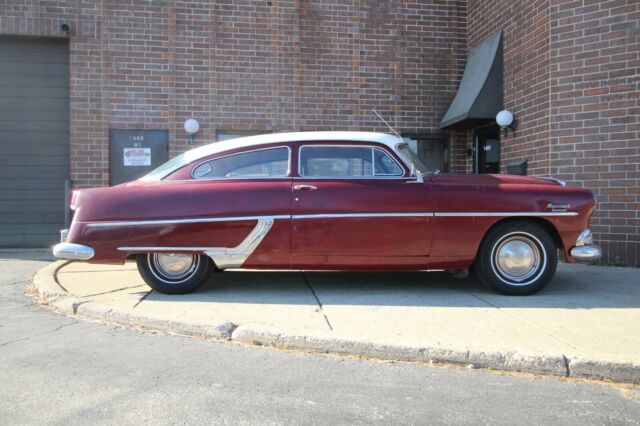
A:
[204, 217, 274, 268]
[85, 215, 290, 228]
[85, 211, 578, 229]
[292, 212, 434, 219]
[53, 242, 95, 260]
[118, 218, 275, 269]
[433, 212, 578, 217]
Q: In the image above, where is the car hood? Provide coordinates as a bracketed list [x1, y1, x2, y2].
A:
[429, 173, 565, 187]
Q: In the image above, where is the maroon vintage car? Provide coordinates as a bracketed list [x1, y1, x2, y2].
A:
[53, 131, 601, 295]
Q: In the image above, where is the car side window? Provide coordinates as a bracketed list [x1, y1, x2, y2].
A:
[299, 146, 403, 178]
[374, 148, 404, 176]
[192, 147, 290, 179]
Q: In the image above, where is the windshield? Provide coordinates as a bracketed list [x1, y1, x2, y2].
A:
[396, 143, 430, 174]
[141, 153, 188, 181]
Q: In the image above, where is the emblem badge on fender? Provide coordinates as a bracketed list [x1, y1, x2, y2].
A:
[547, 203, 570, 212]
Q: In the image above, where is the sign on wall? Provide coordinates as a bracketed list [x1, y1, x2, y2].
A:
[109, 130, 168, 185]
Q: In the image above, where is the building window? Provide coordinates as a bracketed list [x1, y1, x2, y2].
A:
[402, 136, 450, 172]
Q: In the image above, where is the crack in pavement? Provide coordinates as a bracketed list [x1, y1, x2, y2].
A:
[562, 354, 571, 377]
[0, 321, 78, 348]
[302, 272, 333, 331]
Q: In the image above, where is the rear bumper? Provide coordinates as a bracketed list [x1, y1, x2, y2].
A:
[570, 245, 602, 262]
[53, 228, 94, 260]
[53, 242, 95, 260]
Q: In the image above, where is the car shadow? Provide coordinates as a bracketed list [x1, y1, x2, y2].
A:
[173, 263, 640, 309]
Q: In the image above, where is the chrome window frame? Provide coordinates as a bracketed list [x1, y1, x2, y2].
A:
[297, 144, 407, 180]
[190, 146, 292, 181]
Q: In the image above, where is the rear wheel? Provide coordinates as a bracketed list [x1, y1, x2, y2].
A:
[474, 222, 557, 295]
[137, 253, 211, 294]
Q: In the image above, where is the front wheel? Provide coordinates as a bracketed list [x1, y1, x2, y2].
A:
[474, 222, 557, 295]
[137, 253, 211, 294]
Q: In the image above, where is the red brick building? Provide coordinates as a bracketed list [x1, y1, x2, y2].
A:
[0, 1, 638, 266]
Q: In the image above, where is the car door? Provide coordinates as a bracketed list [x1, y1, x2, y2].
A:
[184, 145, 293, 268]
[291, 143, 434, 268]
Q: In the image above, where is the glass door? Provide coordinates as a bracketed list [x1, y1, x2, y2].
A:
[474, 126, 500, 174]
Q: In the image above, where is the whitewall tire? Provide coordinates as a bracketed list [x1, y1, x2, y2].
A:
[137, 253, 211, 294]
[474, 222, 557, 295]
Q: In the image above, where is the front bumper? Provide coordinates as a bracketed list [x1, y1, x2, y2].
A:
[570, 244, 602, 262]
[52, 228, 94, 260]
[569, 228, 602, 262]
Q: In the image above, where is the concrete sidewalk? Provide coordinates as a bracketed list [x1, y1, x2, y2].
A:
[33, 261, 640, 383]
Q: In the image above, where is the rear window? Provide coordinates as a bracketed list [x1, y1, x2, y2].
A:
[192, 147, 290, 179]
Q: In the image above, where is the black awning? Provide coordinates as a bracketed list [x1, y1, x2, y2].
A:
[439, 30, 504, 129]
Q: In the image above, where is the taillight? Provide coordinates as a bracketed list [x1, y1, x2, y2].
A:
[69, 190, 80, 211]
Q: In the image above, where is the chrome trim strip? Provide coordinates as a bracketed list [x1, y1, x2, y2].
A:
[292, 212, 434, 219]
[540, 176, 567, 186]
[118, 218, 275, 269]
[433, 212, 578, 217]
[85, 215, 290, 228]
[85, 211, 577, 229]
[53, 242, 95, 260]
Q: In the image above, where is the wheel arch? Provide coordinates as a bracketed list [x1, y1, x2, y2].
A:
[475, 217, 564, 261]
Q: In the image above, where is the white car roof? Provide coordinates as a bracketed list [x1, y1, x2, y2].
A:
[183, 131, 404, 163]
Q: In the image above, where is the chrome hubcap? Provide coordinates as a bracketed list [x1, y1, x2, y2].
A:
[152, 253, 197, 281]
[494, 237, 540, 282]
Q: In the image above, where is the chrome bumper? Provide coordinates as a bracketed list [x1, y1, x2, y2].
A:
[570, 244, 602, 262]
[569, 228, 602, 262]
[53, 243, 95, 260]
[53, 229, 94, 260]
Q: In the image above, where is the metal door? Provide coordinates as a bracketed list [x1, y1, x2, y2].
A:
[0, 37, 69, 247]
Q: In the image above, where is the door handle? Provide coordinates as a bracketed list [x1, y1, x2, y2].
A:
[293, 184, 317, 191]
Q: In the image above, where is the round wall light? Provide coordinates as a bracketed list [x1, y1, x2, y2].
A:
[496, 110, 516, 138]
[184, 118, 200, 143]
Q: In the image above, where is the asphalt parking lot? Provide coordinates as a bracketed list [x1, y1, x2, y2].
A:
[2, 251, 640, 425]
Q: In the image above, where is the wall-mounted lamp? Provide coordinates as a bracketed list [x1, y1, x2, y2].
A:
[496, 110, 516, 138]
[184, 118, 200, 143]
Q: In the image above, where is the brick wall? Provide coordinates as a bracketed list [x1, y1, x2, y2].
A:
[548, 0, 640, 265]
[465, 0, 551, 176]
[464, 0, 639, 266]
[0, 0, 466, 187]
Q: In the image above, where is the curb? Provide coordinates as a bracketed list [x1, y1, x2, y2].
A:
[31, 262, 640, 384]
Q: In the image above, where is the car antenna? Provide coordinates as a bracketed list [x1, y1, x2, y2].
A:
[372, 109, 402, 139]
